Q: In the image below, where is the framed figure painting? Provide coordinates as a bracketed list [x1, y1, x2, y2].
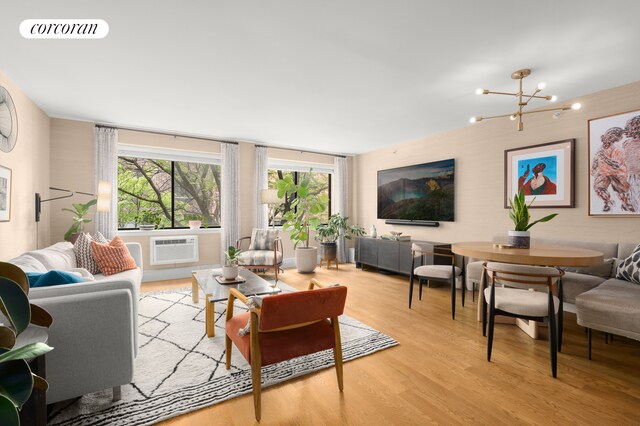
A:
[0, 165, 11, 221]
[504, 139, 575, 208]
[588, 109, 640, 217]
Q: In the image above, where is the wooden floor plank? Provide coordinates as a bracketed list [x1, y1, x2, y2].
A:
[143, 264, 640, 425]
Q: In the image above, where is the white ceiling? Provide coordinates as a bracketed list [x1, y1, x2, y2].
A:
[1, 1, 640, 155]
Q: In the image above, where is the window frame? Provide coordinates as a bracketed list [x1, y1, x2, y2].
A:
[117, 145, 222, 230]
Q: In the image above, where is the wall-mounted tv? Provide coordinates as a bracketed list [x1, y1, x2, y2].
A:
[377, 158, 455, 222]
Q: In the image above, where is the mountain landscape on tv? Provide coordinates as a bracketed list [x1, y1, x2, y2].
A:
[377, 159, 455, 221]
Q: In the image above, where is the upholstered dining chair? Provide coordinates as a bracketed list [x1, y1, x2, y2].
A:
[409, 243, 464, 319]
[482, 262, 564, 377]
[225, 279, 347, 421]
[236, 228, 284, 282]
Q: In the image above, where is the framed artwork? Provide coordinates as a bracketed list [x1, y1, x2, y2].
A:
[504, 139, 575, 208]
[588, 109, 640, 217]
[0, 165, 11, 222]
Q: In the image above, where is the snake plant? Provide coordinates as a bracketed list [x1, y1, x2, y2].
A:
[509, 188, 558, 231]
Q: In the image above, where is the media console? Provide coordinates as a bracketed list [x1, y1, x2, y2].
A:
[355, 237, 451, 275]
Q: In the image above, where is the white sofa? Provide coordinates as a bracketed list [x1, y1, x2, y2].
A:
[9, 241, 143, 404]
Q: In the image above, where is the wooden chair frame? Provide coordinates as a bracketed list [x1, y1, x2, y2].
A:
[225, 278, 343, 421]
[409, 246, 465, 320]
[236, 236, 284, 282]
[481, 263, 564, 377]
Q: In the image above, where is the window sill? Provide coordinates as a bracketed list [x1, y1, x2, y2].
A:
[117, 228, 222, 237]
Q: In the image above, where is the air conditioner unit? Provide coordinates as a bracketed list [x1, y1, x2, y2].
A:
[150, 236, 199, 265]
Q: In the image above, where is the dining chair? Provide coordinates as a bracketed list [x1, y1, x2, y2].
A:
[225, 279, 347, 421]
[482, 262, 564, 377]
[409, 243, 464, 319]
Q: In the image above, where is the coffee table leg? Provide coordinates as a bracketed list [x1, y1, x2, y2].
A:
[206, 294, 215, 337]
[192, 273, 198, 303]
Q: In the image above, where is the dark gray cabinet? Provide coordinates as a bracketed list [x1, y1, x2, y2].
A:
[355, 237, 450, 275]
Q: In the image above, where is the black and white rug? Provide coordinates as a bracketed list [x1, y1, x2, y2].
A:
[47, 283, 398, 426]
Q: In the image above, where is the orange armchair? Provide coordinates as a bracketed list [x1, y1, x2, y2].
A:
[225, 279, 347, 421]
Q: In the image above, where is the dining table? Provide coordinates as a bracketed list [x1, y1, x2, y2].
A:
[452, 241, 604, 339]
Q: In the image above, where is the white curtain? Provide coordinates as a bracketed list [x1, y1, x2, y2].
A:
[221, 142, 240, 263]
[255, 146, 268, 229]
[94, 127, 118, 239]
[334, 156, 349, 263]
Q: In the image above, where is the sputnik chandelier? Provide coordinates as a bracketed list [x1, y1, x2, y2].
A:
[470, 69, 581, 131]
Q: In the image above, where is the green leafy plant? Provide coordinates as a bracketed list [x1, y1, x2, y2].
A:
[62, 199, 97, 241]
[315, 214, 365, 244]
[276, 171, 328, 248]
[0, 277, 53, 425]
[224, 246, 243, 265]
[508, 188, 558, 231]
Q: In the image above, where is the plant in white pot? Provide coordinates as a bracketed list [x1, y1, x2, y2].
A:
[223, 246, 242, 280]
[315, 214, 365, 261]
[508, 188, 558, 248]
[276, 171, 327, 273]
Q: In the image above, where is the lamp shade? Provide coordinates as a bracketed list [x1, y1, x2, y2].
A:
[96, 181, 112, 212]
[260, 189, 282, 205]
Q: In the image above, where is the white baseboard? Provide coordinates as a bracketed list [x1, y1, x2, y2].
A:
[141, 259, 298, 282]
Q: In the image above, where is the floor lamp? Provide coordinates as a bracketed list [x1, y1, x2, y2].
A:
[260, 189, 282, 228]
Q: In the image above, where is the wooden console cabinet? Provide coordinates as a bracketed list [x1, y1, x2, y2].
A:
[355, 237, 450, 275]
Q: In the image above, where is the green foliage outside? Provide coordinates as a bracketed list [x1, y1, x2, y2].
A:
[117, 157, 220, 229]
[267, 169, 330, 225]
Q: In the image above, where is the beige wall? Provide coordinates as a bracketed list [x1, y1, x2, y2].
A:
[0, 70, 50, 260]
[355, 81, 640, 245]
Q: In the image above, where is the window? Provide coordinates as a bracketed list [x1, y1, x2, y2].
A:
[267, 169, 331, 226]
[117, 151, 221, 229]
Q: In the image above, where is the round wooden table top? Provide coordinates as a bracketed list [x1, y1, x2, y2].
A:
[452, 241, 604, 267]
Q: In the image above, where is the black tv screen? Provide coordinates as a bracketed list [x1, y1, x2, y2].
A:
[377, 159, 455, 222]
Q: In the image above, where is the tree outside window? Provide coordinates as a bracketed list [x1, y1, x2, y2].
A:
[267, 169, 330, 226]
[118, 156, 221, 229]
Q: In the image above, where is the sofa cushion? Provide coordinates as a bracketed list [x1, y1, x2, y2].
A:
[91, 236, 138, 276]
[26, 242, 77, 271]
[576, 278, 640, 340]
[74, 232, 108, 274]
[9, 254, 48, 273]
[617, 242, 639, 260]
[561, 271, 607, 304]
[615, 244, 640, 285]
[559, 258, 614, 278]
[248, 228, 279, 251]
[27, 270, 86, 288]
[239, 250, 283, 266]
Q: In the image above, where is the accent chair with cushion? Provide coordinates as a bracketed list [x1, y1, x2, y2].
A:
[225, 279, 347, 421]
[236, 228, 283, 281]
[482, 262, 563, 377]
[409, 243, 464, 319]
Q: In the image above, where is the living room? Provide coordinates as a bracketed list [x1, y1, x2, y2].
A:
[1, 2, 639, 425]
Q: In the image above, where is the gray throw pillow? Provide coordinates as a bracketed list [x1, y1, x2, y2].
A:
[249, 228, 279, 251]
[615, 244, 640, 285]
[74, 232, 108, 274]
[560, 258, 614, 278]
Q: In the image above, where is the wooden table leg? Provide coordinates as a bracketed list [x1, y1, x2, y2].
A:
[192, 273, 199, 303]
[206, 294, 215, 337]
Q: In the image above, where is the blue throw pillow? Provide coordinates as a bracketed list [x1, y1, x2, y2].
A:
[26, 272, 45, 287]
[29, 270, 85, 288]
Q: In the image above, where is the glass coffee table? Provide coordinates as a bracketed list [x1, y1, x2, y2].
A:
[191, 267, 281, 337]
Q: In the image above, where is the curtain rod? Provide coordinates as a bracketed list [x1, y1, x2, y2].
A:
[95, 124, 239, 145]
[255, 144, 346, 158]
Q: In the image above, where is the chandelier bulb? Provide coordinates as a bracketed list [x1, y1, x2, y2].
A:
[470, 116, 482, 123]
[475, 88, 486, 95]
[537, 82, 546, 90]
[549, 95, 558, 102]
[571, 102, 582, 110]
[509, 114, 517, 121]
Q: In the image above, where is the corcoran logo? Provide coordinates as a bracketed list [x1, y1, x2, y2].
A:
[19, 19, 109, 39]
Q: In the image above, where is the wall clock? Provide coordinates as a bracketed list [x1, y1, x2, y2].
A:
[0, 86, 18, 153]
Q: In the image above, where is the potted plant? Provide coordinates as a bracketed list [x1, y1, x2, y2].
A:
[0, 276, 53, 425]
[315, 214, 365, 261]
[276, 171, 327, 273]
[223, 246, 242, 280]
[62, 199, 97, 242]
[508, 188, 558, 248]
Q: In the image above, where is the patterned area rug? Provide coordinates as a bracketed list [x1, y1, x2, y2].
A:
[47, 283, 398, 426]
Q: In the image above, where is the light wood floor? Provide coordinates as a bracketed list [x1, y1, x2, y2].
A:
[143, 265, 640, 426]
